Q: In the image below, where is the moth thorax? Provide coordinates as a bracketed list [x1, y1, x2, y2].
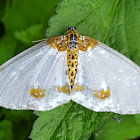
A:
[69, 40, 78, 49]
[69, 42, 78, 49]
[70, 33, 77, 40]
[69, 33, 78, 49]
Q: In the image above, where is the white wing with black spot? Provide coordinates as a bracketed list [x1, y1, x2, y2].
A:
[0, 40, 70, 111]
[71, 41, 140, 114]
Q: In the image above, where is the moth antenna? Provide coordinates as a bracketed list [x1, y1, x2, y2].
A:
[32, 38, 46, 43]
[76, 30, 81, 35]
[64, 30, 69, 35]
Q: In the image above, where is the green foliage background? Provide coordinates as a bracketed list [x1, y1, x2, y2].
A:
[0, 0, 140, 140]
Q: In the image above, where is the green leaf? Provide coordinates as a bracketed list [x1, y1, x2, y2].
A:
[135, 114, 140, 126]
[0, 0, 6, 20]
[31, 101, 112, 140]
[2, 0, 60, 31]
[0, 120, 13, 140]
[15, 24, 44, 44]
[0, 33, 18, 65]
[95, 115, 140, 140]
[1, 108, 37, 140]
[111, 113, 122, 123]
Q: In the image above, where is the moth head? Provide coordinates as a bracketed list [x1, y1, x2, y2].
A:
[68, 26, 77, 31]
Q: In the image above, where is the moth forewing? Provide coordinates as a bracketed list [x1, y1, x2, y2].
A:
[0, 26, 140, 115]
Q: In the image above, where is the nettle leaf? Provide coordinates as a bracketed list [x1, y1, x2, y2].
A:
[31, 0, 140, 139]
[31, 101, 113, 140]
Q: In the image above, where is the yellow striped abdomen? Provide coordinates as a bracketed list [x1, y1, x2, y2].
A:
[67, 48, 79, 89]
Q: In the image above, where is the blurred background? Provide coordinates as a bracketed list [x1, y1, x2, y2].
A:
[0, 0, 140, 140]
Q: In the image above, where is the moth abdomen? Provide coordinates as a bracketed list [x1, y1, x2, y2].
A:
[67, 48, 78, 89]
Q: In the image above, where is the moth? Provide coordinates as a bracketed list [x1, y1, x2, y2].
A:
[0, 26, 140, 114]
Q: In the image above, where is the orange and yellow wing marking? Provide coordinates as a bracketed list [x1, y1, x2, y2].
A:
[30, 87, 47, 98]
[73, 84, 84, 92]
[78, 36, 98, 51]
[93, 87, 111, 99]
[57, 85, 70, 94]
[46, 36, 68, 51]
